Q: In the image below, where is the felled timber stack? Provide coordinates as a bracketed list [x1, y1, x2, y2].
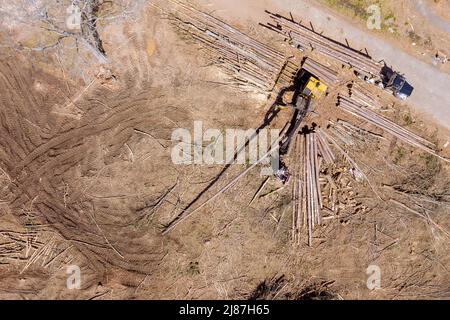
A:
[292, 128, 372, 235]
[276, 60, 300, 89]
[291, 135, 303, 245]
[261, 11, 382, 78]
[317, 129, 336, 164]
[328, 119, 385, 146]
[167, 0, 289, 92]
[301, 58, 339, 86]
[337, 96, 443, 159]
[348, 82, 383, 110]
[292, 131, 324, 246]
[328, 120, 358, 146]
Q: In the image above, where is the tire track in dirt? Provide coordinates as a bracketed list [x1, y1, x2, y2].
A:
[12, 92, 158, 177]
[0, 60, 169, 276]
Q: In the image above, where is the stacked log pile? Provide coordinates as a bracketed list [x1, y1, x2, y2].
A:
[302, 58, 339, 85]
[348, 82, 384, 111]
[261, 11, 382, 77]
[292, 129, 366, 246]
[328, 119, 385, 146]
[328, 120, 359, 146]
[276, 60, 300, 89]
[337, 96, 444, 159]
[292, 131, 323, 246]
[317, 129, 336, 164]
[166, 0, 289, 91]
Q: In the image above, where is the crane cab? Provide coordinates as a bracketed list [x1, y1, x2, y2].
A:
[302, 76, 327, 100]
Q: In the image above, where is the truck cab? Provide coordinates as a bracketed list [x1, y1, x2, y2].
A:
[381, 65, 414, 100]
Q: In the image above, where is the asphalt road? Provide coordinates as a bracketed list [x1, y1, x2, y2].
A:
[205, 0, 450, 131]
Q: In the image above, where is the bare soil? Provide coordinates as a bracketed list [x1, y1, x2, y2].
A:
[0, 0, 449, 300]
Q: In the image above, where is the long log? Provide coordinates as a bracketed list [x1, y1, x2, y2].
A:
[302, 58, 339, 85]
[337, 97, 450, 163]
[166, 1, 288, 92]
[263, 11, 382, 76]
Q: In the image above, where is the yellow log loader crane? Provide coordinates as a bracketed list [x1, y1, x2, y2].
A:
[274, 70, 327, 183]
[279, 70, 327, 154]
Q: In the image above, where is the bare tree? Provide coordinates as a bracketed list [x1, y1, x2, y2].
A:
[0, 0, 137, 64]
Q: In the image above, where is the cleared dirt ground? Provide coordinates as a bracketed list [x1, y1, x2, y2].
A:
[0, 0, 449, 299]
